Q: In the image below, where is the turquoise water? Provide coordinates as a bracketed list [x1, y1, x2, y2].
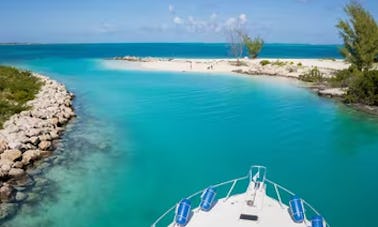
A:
[0, 43, 342, 60]
[0, 44, 377, 227]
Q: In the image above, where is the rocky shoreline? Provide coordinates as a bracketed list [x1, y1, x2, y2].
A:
[0, 73, 75, 221]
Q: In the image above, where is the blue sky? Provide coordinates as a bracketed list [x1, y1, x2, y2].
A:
[1, 0, 377, 44]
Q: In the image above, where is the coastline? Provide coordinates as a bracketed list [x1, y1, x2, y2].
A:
[105, 57, 378, 116]
[105, 57, 349, 96]
[0, 73, 75, 221]
[107, 57, 349, 77]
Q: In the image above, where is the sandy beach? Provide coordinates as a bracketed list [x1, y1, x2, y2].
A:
[104, 57, 350, 78]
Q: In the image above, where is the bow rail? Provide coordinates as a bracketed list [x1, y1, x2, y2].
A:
[152, 173, 329, 227]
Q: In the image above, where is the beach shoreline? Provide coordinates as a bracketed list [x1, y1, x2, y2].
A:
[107, 57, 349, 77]
[0, 73, 75, 222]
[105, 57, 378, 116]
[105, 56, 349, 96]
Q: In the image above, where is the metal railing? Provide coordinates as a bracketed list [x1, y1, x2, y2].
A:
[151, 175, 330, 227]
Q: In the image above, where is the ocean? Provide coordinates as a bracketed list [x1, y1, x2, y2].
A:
[0, 43, 342, 61]
[0, 43, 377, 227]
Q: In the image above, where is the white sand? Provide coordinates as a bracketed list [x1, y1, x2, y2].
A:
[103, 58, 350, 78]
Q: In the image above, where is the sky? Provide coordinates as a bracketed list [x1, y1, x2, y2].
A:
[1, 0, 377, 44]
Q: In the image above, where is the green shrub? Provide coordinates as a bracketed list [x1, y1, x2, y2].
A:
[328, 67, 361, 88]
[271, 60, 286, 67]
[299, 67, 324, 82]
[242, 34, 264, 59]
[297, 62, 303, 67]
[0, 66, 42, 127]
[345, 70, 378, 105]
[229, 60, 248, 66]
[260, 60, 270, 66]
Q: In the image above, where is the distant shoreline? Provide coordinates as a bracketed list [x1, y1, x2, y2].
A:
[107, 56, 349, 78]
[0, 43, 37, 46]
[106, 56, 349, 99]
[105, 56, 378, 116]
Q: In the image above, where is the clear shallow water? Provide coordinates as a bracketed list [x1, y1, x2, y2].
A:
[0, 44, 377, 227]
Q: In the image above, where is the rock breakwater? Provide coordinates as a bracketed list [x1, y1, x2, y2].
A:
[0, 73, 75, 221]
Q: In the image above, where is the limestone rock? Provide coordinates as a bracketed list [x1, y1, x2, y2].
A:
[0, 184, 13, 202]
[49, 117, 59, 125]
[39, 134, 51, 142]
[22, 150, 42, 165]
[1, 164, 11, 172]
[8, 168, 25, 178]
[12, 161, 24, 169]
[49, 131, 59, 140]
[30, 136, 40, 145]
[7, 142, 22, 150]
[318, 88, 347, 98]
[0, 159, 14, 168]
[0, 150, 22, 162]
[38, 141, 51, 150]
[0, 139, 8, 153]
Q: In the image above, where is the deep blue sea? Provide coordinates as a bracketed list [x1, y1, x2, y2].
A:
[0, 43, 342, 61]
[1, 43, 377, 227]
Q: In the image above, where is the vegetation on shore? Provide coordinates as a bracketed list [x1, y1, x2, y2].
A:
[299, 67, 325, 83]
[227, 29, 264, 64]
[335, 1, 378, 106]
[337, 2, 378, 71]
[0, 66, 42, 127]
[242, 34, 264, 59]
[298, 1, 378, 107]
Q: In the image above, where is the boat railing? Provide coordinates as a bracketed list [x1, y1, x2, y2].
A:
[151, 175, 330, 227]
[265, 179, 330, 227]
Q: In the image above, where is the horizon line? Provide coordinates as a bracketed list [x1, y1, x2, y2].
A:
[0, 42, 343, 46]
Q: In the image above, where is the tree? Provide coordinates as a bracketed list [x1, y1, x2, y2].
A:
[337, 1, 378, 71]
[242, 34, 264, 59]
[227, 29, 244, 64]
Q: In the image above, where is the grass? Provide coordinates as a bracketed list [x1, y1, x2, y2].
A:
[298, 67, 324, 83]
[259, 60, 287, 66]
[260, 60, 270, 66]
[229, 60, 248, 66]
[0, 66, 42, 128]
[271, 60, 287, 67]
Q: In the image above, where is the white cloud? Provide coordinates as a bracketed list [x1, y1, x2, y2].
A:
[225, 17, 237, 28]
[168, 4, 175, 13]
[188, 16, 195, 24]
[210, 13, 217, 20]
[239, 14, 247, 24]
[167, 7, 248, 34]
[224, 14, 247, 30]
[173, 16, 183, 24]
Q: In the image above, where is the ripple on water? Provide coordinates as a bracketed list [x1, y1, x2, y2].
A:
[4, 59, 378, 227]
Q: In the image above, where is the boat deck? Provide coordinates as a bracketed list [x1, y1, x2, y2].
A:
[169, 185, 308, 227]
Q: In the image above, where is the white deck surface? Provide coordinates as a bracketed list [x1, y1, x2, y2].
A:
[169, 182, 309, 227]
